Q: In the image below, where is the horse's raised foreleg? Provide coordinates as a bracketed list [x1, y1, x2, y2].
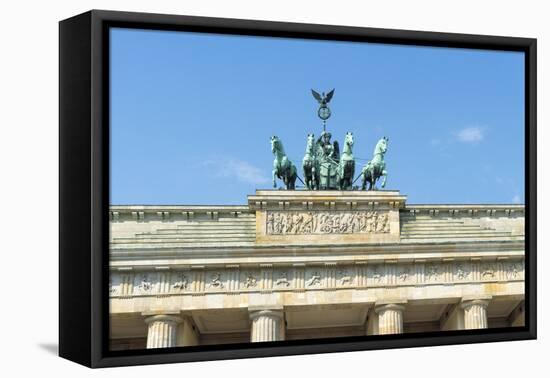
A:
[272, 169, 278, 188]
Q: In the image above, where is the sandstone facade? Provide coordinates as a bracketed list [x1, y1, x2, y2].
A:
[109, 191, 525, 350]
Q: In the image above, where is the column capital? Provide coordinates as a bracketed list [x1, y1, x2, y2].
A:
[374, 300, 407, 314]
[249, 306, 284, 321]
[460, 296, 492, 310]
[144, 314, 183, 325]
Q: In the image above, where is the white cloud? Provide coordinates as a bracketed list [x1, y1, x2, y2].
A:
[456, 127, 484, 143]
[203, 157, 270, 185]
[512, 195, 522, 204]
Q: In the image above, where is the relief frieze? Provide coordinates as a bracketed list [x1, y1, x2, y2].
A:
[109, 260, 524, 297]
[172, 272, 189, 291]
[266, 211, 390, 235]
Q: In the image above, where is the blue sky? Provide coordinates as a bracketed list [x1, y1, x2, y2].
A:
[110, 28, 525, 205]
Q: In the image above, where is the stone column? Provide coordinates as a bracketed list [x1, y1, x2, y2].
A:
[508, 301, 525, 327]
[249, 309, 285, 342]
[374, 302, 406, 335]
[145, 315, 183, 348]
[440, 303, 465, 331]
[461, 297, 491, 329]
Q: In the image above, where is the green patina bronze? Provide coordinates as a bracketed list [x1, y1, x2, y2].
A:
[311, 88, 335, 132]
[302, 133, 318, 190]
[301, 130, 355, 190]
[361, 136, 389, 190]
[271, 89, 389, 191]
[271, 135, 297, 190]
[338, 131, 355, 190]
[315, 131, 340, 190]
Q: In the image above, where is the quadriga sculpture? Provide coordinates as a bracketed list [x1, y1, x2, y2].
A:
[271, 135, 297, 190]
[302, 133, 319, 190]
[361, 136, 389, 190]
[314, 131, 340, 190]
[337, 132, 355, 190]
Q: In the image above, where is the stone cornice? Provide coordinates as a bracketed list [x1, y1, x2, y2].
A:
[110, 205, 250, 212]
[406, 204, 524, 209]
[108, 203, 525, 221]
[248, 190, 407, 210]
[109, 205, 253, 221]
[110, 238, 524, 255]
[109, 239, 525, 267]
[404, 204, 525, 217]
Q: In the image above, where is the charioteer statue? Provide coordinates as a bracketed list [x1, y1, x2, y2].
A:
[271, 88, 389, 191]
[315, 130, 341, 190]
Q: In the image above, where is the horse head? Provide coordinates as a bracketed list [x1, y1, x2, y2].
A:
[374, 136, 388, 155]
[345, 132, 354, 147]
[271, 135, 286, 156]
[271, 135, 279, 153]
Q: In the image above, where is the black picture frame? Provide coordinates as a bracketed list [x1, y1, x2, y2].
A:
[59, 9, 537, 368]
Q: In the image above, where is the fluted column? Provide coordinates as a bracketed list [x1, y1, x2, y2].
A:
[249, 309, 285, 342]
[145, 315, 182, 348]
[375, 303, 405, 335]
[461, 298, 490, 329]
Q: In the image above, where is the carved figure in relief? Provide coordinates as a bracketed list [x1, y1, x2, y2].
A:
[302, 212, 314, 233]
[137, 274, 152, 292]
[376, 213, 390, 233]
[275, 272, 291, 287]
[425, 264, 440, 281]
[372, 267, 382, 283]
[306, 271, 322, 287]
[266, 211, 391, 235]
[506, 263, 520, 279]
[456, 265, 469, 280]
[291, 213, 304, 234]
[364, 212, 375, 233]
[244, 274, 258, 288]
[209, 272, 224, 288]
[338, 269, 352, 285]
[172, 273, 189, 290]
[398, 267, 410, 282]
[266, 213, 274, 234]
[481, 264, 496, 279]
